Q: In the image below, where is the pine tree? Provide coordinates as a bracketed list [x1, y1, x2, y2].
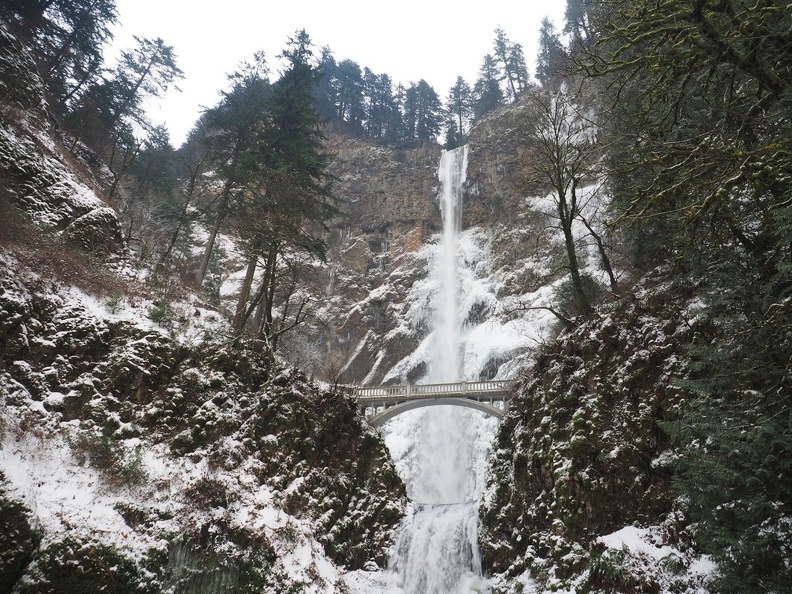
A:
[563, 0, 594, 51]
[105, 36, 183, 132]
[7, 0, 117, 111]
[402, 80, 443, 144]
[314, 45, 337, 121]
[362, 69, 399, 141]
[196, 52, 271, 284]
[334, 58, 364, 131]
[536, 17, 566, 87]
[231, 30, 338, 346]
[445, 76, 473, 148]
[472, 54, 504, 119]
[492, 27, 529, 102]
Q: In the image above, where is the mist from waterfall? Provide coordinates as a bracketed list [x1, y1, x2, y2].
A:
[384, 146, 491, 594]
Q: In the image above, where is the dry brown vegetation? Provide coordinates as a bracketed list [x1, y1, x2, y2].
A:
[0, 194, 134, 300]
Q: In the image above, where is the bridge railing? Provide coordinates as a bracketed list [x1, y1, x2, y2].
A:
[354, 379, 516, 401]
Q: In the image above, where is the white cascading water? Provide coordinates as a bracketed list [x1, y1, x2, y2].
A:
[385, 146, 490, 594]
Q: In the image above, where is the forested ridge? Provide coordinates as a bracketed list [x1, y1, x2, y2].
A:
[1, 0, 791, 592]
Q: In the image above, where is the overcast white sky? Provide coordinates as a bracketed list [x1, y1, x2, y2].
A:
[111, 0, 567, 146]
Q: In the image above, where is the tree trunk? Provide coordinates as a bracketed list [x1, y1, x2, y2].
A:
[156, 156, 205, 275]
[233, 246, 259, 333]
[579, 214, 618, 293]
[561, 219, 591, 314]
[196, 186, 233, 284]
[557, 182, 591, 314]
[257, 242, 280, 344]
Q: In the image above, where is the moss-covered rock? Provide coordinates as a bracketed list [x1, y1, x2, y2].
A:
[13, 536, 152, 594]
[0, 471, 40, 592]
[479, 276, 700, 584]
[0, 256, 406, 577]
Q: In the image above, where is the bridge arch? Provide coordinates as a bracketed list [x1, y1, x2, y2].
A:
[367, 397, 504, 428]
[353, 379, 515, 427]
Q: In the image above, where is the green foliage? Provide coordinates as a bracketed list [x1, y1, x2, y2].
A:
[0, 472, 40, 591]
[402, 79, 444, 144]
[589, 0, 792, 271]
[581, 0, 792, 590]
[103, 35, 184, 132]
[148, 300, 175, 328]
[6, 0, 117, 114]
[587, 548, 631, 590]
[104, 291, 125, 313]
[553, 272, 601, 318]
[536, 17, 567, 87]
[153, 535, 279, 594]
[669, 382, 792, 593]
[492, 27, 529, 102]
[659, 552, 686, 576]
[445, 76, 473, 148]
[473, 54, 504, 119]
[15, 536, 153, 594]
[129, 125, 178, 198]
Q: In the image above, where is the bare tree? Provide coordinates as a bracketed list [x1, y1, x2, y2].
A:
[524, 83, 614, 313]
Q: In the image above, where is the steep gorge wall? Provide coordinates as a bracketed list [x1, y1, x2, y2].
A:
[295, 100, 567, 386]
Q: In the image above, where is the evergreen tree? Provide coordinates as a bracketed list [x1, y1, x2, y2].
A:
[402, 79, 443, 144]
[7, 0, 117, 111]
[334, 58, 364, 131]
[314, 45, 337, 121]
[564, 0, 594, 52]
[362, 69, 399, 141]
[445, 76, 473, 148]
[128, 124, 177, 198]
[472, 54, 504, 119]
[104, 36, 183, 132]
[231, 30, 337, 346]
[195, 52, 271, 284]
[536, 17, 566, 87]
[492, 27, 529, 102]
[506, 42, 529, 96]
[386, 82, 408, 144]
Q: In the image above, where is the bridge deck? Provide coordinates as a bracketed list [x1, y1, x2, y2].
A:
[354, 379, 516, 406]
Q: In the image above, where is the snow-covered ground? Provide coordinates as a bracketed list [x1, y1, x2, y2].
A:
[0, 246, 402, 592]
[0, 431, 348, 592]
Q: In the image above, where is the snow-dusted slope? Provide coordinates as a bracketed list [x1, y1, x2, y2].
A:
[0, 245, 405, 592]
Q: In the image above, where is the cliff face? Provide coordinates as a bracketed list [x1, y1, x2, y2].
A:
[326, 131, 442, 237]
[0, 20, 125, 260]
[291, 100, 574, 386]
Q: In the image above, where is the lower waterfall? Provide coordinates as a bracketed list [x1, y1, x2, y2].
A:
[388, 503, 487, 593]
[383, 146, 492, 594]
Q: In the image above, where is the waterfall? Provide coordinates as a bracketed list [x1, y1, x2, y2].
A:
[385, 146, 491, 594]
[433, 145, 465, 384]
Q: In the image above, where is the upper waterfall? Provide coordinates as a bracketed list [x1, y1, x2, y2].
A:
[430, 145, 468, 384]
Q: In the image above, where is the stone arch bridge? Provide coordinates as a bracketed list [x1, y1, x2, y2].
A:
[352, 379, 516, 427]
